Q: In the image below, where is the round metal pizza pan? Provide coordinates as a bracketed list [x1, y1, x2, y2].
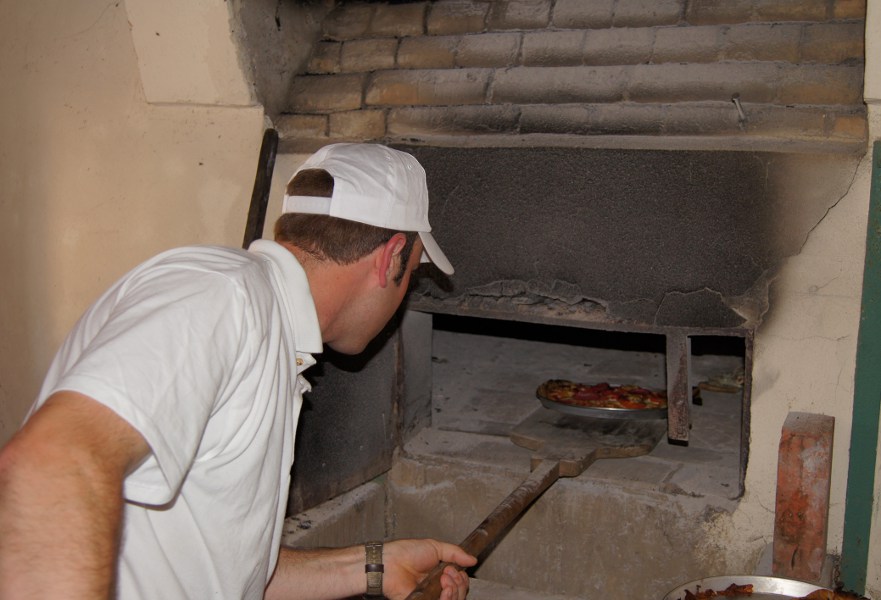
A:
[537, 394, 668, 420]
[661, 575, 826, 600]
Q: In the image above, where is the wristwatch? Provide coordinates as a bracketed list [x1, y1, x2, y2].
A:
[364, 541, 384, 598]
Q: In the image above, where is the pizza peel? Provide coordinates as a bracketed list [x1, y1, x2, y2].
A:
[405, 407, 666, 600]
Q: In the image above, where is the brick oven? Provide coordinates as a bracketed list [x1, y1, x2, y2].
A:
[268, 1, 868, 598]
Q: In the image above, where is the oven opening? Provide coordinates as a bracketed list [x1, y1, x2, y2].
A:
[429, 314, 747, 497]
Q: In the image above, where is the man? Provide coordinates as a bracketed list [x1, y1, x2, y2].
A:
[0, 143, 476, 599]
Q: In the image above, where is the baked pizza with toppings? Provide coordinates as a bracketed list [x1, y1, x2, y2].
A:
[537, 379, 667, 411]
[682, 583, 754, 599]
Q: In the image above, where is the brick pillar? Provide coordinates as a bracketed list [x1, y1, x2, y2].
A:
[773, 412, 835, 582]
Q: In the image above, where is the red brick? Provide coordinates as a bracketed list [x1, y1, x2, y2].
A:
[427, 0, 490, 35]
[829, 113, 868, 139]
[685, 0, 756, 25]
[754, 0, 828, 22]
[387, 105, 520, 137]
[288, 74, 366, 112]
[721, 23, 801, 62]
[773, 412, 834, 582]
[552, 0, 614, 28]
[522, 30, 586, 67]
[492, 66, 627, 104]
[369, 2, 428, 38]
[366, 69, 490, 106]
[340, 39, 398, 73]
[652, 25, 722, 64]
[742, 104, 828, 138]
[627, 63, 780, 103]
[583, 27, 655, 66]
[456, 32, 521, 68]
[613, 0, 683, 27]
[800, 23, 866, 64]
[398, 36, 459, 69]
[777, 64, 864, 105]
[487, 0, 552, 30]
[329, 109, 387, 140]
[833, 0, 867, 19]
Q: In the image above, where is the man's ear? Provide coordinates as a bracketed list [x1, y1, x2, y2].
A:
[377, 233, 407, 288]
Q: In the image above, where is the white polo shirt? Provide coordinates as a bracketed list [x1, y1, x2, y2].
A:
[31, 240, 323, 599]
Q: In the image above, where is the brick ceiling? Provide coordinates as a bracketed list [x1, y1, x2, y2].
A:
[276, 0, 867, 154]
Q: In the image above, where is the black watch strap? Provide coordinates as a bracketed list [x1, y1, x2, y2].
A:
[364, 541, 384, 597]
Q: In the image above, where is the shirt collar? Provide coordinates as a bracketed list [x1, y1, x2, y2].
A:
[248, 239, 323, 356]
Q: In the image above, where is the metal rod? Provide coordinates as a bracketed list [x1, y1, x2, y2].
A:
[731, 93, 747, 123]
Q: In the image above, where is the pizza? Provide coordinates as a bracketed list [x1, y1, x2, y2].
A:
[537, 379, 667, 410]
[682, 583, 754, 599]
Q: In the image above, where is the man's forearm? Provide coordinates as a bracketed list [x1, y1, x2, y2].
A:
[264, 545, 365, 600]
[265, 539, 476, 600]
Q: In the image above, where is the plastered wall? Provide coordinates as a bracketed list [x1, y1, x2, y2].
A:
[702, 109, 879, 588]
[1, 0, 880, 596]
[0, 0, 265, 440]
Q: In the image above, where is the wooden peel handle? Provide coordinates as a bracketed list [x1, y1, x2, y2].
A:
[404, 460, 561, 600]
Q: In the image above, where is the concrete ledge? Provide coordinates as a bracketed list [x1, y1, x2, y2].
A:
[468, 578, 584, 600]
[387, 428, 741, 599]
[282, 481, 386, 549]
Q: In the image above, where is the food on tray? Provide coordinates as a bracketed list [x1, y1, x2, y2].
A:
[681, 583, 754, 599]
[698, 367, 745, 393]
[676, 583, 867, 600]
[537, 379, 667, 410]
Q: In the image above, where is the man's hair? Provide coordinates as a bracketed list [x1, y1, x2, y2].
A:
[274, 169, 417, 284]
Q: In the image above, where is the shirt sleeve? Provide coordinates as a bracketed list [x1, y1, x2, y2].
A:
[49, 262, 250, 506]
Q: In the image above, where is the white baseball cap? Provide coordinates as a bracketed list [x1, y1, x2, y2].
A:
[283, 143, 454, 275]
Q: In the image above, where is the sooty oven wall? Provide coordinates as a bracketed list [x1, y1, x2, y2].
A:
[405, 146, 858, 330]
[288, 146, 861, 516]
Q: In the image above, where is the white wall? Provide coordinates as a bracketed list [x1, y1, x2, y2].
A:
[0, 0, 265, 441]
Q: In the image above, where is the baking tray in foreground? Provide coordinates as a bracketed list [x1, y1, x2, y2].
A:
[662, 575, 826, 600]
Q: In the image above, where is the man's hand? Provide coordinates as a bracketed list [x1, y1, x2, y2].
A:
[382, 539, 477, 600]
